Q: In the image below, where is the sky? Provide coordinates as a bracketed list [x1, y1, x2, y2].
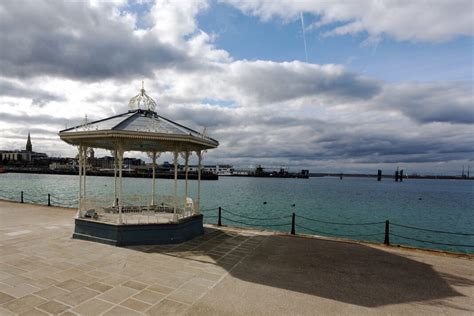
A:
[0, 0, 473, 175]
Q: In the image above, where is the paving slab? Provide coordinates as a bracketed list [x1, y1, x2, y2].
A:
[36, 300, 70, 314]
[103, 305, 142, 316]
[86, 282, 113, 293]
[55, 279, 86, 292]
[55, 287, 99, 306]
[132, 289, 165, 305]
[33, 286, 69, 300]
[121, 298, 153, 312]
[70, 298, 114, 315]
[1, 294, 47, 314]
[146, 299, 190, 315]
[0, 292, 15, 304]
[18, 308, 49, 316]
[97, 285, 139, 304]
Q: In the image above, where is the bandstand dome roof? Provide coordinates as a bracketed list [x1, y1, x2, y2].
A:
[59, 86, 218, 152]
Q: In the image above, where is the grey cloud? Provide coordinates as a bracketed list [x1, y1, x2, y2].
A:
[9, 127, 57, 136]
[0, 1, 191, 80]
[228, 61, 381, 103]
[0, 80, 65, 106]
[0, 112, 87, 127]
[159, 104, 234, 128]
[207, 108, 474, 168]
[219, 131, 474, 165]
[316, 133, 474, 162]
[376, 83, 474, 124]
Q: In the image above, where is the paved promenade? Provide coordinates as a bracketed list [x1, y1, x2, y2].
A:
[0, 200, 472, 315]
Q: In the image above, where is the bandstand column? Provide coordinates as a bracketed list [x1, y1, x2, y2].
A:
[113, 150, 118, 206]
[173, 150, 178, 217]
[151, 152, 157, 205]
[197, 150, 202, 213]
[117, 148, 124, 224]
[77, 145, 83, 215]
[184, 151, 189, 200]
[82, 146, 87, 203]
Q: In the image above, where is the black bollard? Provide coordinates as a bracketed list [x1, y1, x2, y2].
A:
[218, 206, 222, 226]
[291, 212, 296, 235]
[400, 170, 404, 182]
[21, 191, 24, 203]
[377, 170, 382, 181]
[384, 220, 390, 245]
[48, 194, 51, 206]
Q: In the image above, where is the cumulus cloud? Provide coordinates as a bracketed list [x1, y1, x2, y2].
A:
[148, 0, 209, 45]
[222, 0, 474, 42]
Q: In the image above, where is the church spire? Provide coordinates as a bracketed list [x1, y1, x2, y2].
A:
[26, 132, 32, 152]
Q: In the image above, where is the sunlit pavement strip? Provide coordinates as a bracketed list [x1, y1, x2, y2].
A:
[0, 200, 472, 315]
[4, 230, 31, 237]
[45, 226, 59, 230]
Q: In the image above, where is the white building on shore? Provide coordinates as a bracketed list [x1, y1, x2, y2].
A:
[0, 133, 33, 162]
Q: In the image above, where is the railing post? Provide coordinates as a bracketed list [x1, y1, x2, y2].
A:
[291, 212, 295, 235]
[21, 191, 24, 203]
[218, 206, 222, 226]
[384, 220, 390, 245]
[48, 194, 51, 206]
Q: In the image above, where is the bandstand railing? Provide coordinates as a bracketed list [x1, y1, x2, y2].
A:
[77, 194, 197, 224]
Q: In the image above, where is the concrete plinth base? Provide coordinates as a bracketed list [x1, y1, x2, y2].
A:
[72, 214, 204, 246]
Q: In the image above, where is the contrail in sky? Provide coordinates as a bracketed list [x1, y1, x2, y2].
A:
[300, 12, 308, 62]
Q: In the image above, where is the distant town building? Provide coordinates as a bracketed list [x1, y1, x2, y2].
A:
[49, 159, 76, 171]
[186, 164, 234, 175]
[0, 150, 31, 162]
[90, 156, 114, 169]
[124, 157, 144, 167]
[88, 156, 145, 170]
[0, 132, 47, 163]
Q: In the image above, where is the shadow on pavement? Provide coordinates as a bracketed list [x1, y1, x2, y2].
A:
[127, 227, 470, 308]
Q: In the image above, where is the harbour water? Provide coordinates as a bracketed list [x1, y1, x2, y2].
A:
[0, 173, 472, 253]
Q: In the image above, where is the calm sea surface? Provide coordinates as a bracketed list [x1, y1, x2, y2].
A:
[0, 173, 472, 253]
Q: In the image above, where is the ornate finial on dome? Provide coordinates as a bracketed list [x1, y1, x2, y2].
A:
[128, 81, 157, 112]
[82, 114, 92, 131]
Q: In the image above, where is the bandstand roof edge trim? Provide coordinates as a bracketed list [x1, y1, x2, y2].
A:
[58, 109, 219, 152]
